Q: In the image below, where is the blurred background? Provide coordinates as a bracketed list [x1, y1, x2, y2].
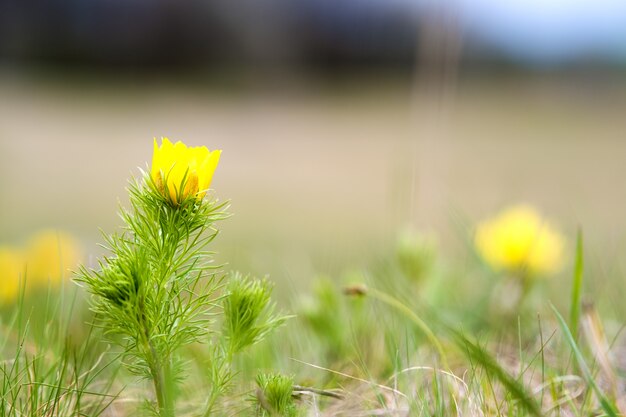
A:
[1, 0, 626, 295]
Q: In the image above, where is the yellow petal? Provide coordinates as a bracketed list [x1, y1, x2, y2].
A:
[26, 230, 82, 288]
[0, 247, 23, 304]
[198, 150, 221, 194]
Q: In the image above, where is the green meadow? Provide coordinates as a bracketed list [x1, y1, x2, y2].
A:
[1, 75, 626, 416]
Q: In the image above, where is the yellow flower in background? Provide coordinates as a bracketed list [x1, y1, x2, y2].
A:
[475, 205, 565, 276]
[151, 138, 221, 204]
[0, 247, 23, 304]
[26, 230, 82, 288]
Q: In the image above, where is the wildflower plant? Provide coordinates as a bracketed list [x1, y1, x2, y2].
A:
[203, 274, 288, 416]
[76, 138, 287, 416]
[474, 204, 566, 319]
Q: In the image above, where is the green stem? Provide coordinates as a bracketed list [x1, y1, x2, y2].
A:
[148, 338, 173, 417]
[202, 349, 232, 417]
[513, 271, 533, 317]
[203, 389, 219, 417]
[139, 301, 174, 417]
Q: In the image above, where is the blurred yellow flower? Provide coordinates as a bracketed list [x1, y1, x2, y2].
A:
[0, 247, 23, 304]
[475, 205, 565, 276]
[151, 138, 221, 204]
[26, 230, 82, 288]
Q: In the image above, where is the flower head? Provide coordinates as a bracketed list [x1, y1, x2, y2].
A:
[151, 138, 221, 204]
[475, 205, 565, 277]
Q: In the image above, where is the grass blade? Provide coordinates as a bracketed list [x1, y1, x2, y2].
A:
[447, 327, 543, 417]
[551, 303, 618, 417]
[569, 229, 584, 341]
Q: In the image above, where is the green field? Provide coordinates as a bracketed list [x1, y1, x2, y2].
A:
[1, 73, 626, 415]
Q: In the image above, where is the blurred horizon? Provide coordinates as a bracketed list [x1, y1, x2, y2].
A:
[2, 0, 626, 286]
[2, 0, 626, 71]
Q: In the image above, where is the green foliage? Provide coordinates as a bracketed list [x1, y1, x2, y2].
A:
[255, 373, 297, 417]
[446, 326, 543, 417]
[73, 173, 291, 416]
[298, 278, 348, 360]
[76, 174, 229, 415]
[0, 287, 117, 417]
[3, 220, 626, 416]
[551, 304, 619, 417]
[5, 159, 626, 416]
[202, 274, 291, 416]
[223, 274, 288, 356]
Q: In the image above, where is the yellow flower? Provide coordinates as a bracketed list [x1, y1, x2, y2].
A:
[0, 247, 24, 304]
[26, 230, 82, 288]
[151, 138, 221, 204]
[475, 205, 565, 276]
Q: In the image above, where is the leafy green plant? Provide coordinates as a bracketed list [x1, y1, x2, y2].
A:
[75, 139, 288, 416]
[255, 373, 298, 417]
[76, 174, 226, 416]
